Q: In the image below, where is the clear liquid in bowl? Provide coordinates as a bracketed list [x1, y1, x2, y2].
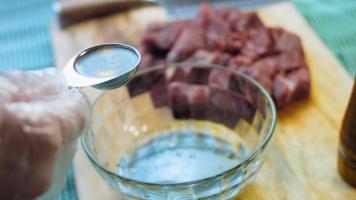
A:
[117, 121, 249, 184]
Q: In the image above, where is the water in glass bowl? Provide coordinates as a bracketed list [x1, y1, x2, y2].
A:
[117, 120, 250, 184]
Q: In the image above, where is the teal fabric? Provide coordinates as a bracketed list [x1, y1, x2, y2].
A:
[57, 165, 78, 200]
[0, 0, 355, 200]
[293, 0, 356, 77]
[0, 0, 55, 70]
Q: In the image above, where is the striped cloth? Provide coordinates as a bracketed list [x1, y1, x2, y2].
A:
[0, 0, 55, 70]
[0, 0, 355, 200]
[293, 0, 356, 77]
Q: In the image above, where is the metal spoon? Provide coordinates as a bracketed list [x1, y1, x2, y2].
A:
[63, 43, 140, 90]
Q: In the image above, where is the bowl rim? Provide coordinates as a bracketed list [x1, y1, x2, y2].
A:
[81, 62, 277, 187]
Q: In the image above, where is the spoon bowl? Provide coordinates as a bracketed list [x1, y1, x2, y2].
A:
[63, 43, 140, 90]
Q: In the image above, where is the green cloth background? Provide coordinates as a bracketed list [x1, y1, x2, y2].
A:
[0, 0, 55, 70]
[0, 0, 355, 199]
[294, 0, 356, 77]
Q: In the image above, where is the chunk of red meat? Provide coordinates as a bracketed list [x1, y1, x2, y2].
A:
[208, 69, 231, 89]
[241, 28, 272, 58]
[225, 9, 244, 26]
[216, 7, 234, 21]
[287, 67, 310, 101]
[272, 68, 310, 108]
[206, 17, 231, 50]
[167, 26, 206, 62]
[127, 69, 166, 97]
[272, 74, 294, 108]
[138, 46, 155, 70]
[228, 55, 255, 68]
[227, 72, 243, 95]
[168, 82, 210, 119]
[207, 87, 254, 127]
[168, 67, 190, 82]
[241, 57, 277, 93]
[152, 59, 167, 66]
[252, 56, 278, 75]
[233, 12, 264, 32]
[150, 84, 169, 108]
[229, 73, 267, 116]
[243, 69, 272, 94]
[187, 84, 210, 119]
[169, 82, 190, 119]
[187, 67, 211, 85]
[227, 32, 249, 53]
[142, 20, 191, 51]
[270, 28, 303, 52]
[187, 49, 230, 65]
[276, 50, 306, 71]
[268, 27, 283, 41]
[197, 3, 215, 27]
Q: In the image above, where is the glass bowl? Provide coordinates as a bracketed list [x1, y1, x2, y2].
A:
[81, 63, 276, 199]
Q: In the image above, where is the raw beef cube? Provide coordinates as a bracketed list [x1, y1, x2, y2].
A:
[272, 74, 293, 108]
[227, 32, 248, 53]
[208, 69, 231, 89]
[270, 28, 303, 52]
[168, 82, 210, 119]
[152, 59, 167, 66]
[241, 57, 277, 94]
[168, 82, 190, 119]
[187, 84, 210, 119]
[269, 27, 283, 39]
[216, 7, 234, 21]
[276, 50, 306, 71]
[142, 20, 191, 51]
[206, 17, 231, 50]
[228, 55, 255, 68]
[197, 3, 215, 27]
[188, 50, 230, 65]
[187, 67, 211, 85]
[138, 54, 154, 70]
[241, 28, 272, 58]
[127, 76, 152, 97]
[251, 56, 278, 76]
[243, 67, 273, 94]
[228, 72, 244, 94]
[137, 45, 153, 70]
[187, 50, 217, 64]
[208, 87, 254, 127]
[168, 67, 190, 82]
[272, 68, 310, 108]
[127, 69, 166, 97]
[229, 73, 265, 116]
[214, 52, 231, 65]
[233, 12, 264, 32]
[167, 26, 206, 62]
[150, 84, 169, 108]
[287, 67, 310, 101]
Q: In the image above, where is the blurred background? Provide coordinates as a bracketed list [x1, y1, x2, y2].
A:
[0, 0, 355, 199]
[1, 0, 356, 76]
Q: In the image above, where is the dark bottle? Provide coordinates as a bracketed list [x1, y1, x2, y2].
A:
[338, 81, 356, 187]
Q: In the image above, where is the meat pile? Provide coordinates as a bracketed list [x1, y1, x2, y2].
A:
[128, 66, 259, 127]
[137, 4, 311, 109]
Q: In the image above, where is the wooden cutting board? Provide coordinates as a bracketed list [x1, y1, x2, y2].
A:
[51, 2, 356, 199]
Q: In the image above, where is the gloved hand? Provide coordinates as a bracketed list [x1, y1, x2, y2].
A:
[0, 69, 90, 200]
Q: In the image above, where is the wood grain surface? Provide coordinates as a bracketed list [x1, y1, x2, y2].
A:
[51, 2, 356, 199]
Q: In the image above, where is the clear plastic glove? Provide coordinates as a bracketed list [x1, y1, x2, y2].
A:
[0, 69, 90, 200]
